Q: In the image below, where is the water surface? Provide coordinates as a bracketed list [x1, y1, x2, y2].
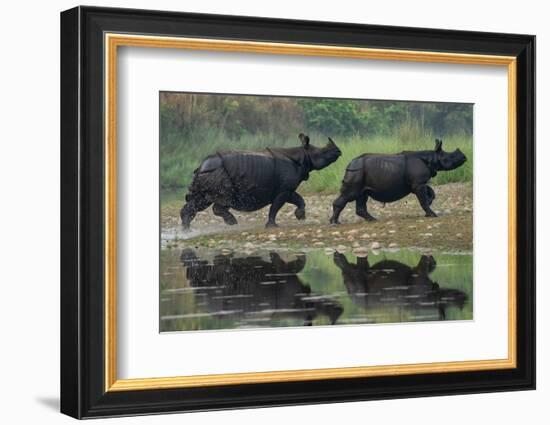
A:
[160, 248, 472, 332]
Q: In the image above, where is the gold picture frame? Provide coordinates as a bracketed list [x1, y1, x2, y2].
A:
[105, 34, 517, 392]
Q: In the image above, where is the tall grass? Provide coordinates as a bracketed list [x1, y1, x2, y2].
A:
[160, 128, 472, 196]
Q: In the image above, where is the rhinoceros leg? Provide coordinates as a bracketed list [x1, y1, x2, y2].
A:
[212, 203, 238, 225]
[266, 191, 290, 228]
[425, 185, 436, 206]
[180, 196, 212, 230]
[413, 184, 437, 217]
[288, 192, 306, 220]
[330, 193, 354, 225]
[355, 193, 377, 222]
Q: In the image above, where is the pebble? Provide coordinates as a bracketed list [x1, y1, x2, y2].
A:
[220, 248, 232, 255]
[388, 230, 396, 234]
[370, 241, 381, 249]
[313, 241, 325, 247]
[243, 242, 255, 249]
[353, 246, 368, 257]
[388, 242, 398, 248]
[336, 244, 348, 253]
[360, 233, 370, 239]
[324, 247, 335, 255]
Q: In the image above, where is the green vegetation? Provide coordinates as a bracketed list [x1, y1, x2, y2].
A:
[160, 93, 473, 197]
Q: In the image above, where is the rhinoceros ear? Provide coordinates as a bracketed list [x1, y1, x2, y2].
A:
[299, 133, 310, 148]
[434, 139, 443, 152]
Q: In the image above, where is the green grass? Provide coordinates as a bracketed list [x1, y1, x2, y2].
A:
[160, 129, 473, 197]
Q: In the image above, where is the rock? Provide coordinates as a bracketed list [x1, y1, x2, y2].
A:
[422, 233, 433, 237]
[360, 233, 370, 239]
[243, 242, 255, 249]
[220, 248, 232, 255]
[313, 241, 325, 247]
[346, 229, 359, 236]
[346, 235, 355, 242]
[242, 232, 249, 237]
[336, 244, 348, 253]
[388, 230, 396, 234]
[297, 233, 306, 239]
[324, 247, 335, 255]
[353, 246, 368, 257]
[352, 241, 360, 248]
[456, 233, 463, 237]
[388, 242, 398, 248]
[371, 249, 380, 256]
[370, 241, 381, 249]
[330, 231, 341, 237]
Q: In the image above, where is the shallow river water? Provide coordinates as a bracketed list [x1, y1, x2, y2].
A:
[160, 248, 472, 332]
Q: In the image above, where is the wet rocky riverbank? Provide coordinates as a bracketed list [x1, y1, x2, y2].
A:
[161, 182, 473, 253]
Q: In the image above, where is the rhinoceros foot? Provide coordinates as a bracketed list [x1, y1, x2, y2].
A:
[295, 208, 306, 220]
[265, 221, 279, 228]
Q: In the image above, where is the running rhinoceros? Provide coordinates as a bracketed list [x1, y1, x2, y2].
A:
[329, 139, 466, 224]
[181, 133, 341, 229]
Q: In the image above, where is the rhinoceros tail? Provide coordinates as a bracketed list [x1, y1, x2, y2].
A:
[339, 163, 365, 196]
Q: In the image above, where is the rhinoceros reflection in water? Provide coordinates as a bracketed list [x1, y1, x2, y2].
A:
[332, 253, 467, 321]
[178, 249, 343, 327]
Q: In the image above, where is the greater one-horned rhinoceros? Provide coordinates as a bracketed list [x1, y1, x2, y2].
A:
[181, 133, 341, 229]
[329, 139, 466, 224]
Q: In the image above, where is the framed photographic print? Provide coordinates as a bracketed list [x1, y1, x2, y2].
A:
[60, 6, 535, 419]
